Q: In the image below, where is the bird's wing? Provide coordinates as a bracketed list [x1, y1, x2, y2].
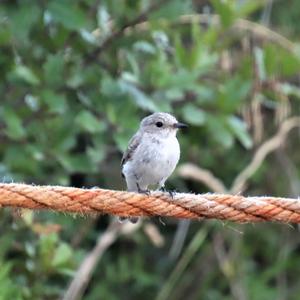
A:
[121, 132, 142, 167]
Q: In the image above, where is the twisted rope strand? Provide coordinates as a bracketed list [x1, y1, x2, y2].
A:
[1, 183, 300, 223]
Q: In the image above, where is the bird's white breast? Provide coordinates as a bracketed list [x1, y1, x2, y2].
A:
[125, 134, 180, 187]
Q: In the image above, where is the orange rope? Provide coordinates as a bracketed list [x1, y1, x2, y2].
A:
[0, 183, 300, 223]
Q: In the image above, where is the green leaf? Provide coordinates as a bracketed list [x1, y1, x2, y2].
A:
[182, 104, 206, 125]
[216, 77, 252, 112]
[118, 80, 158, 112]
[0, 25, 12, 46]
[57, 153, 96, 173]
[226, 116, 253, 149]
[174, 34, 186, 68]
[101, 76, 123, 97]
[41, 90, 67, 114]
[3, 145, 39, 174]
[48, 1, 88, 30]
[114, 131, 133, 152]
[134, 41, 156, 55]
[14, 65, 40, 86]
[75, 110, 106, 133]
[9, 4, 40, 42]
[52, 243, 73, 268]
[151, 0, 193, 20]
[87, 145, 105, 165]
[211, 0, 235, 28]
[237, 0, 265, 17]
[207, 115, 234, 149]
[39, 234, 58, 268]
[0, 262, 23, 300]
[165, 70, 200, 90]
[1, 108, 26, 140]
[43, 53, 64, 87]
[265, 44, 300, 77]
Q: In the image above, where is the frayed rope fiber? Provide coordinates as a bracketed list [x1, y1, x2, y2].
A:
[1, 183, 300, 223]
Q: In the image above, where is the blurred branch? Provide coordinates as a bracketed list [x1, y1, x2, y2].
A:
[275, 149, 300, 197]
[130, 14, 295, 52]
[92, 13, 295, 52]
[144, 222, 165, 247]
[213, 233, 247, 300]
[156, 228, 208, 300]
[170, 162, 223, 264]
[231, 117, 300, 194]
[71, 218, 97, 248]
[168, 219, 190, 261]
[62, 220, 141, 300]
[177, 163, 227, 193]
[171, 162, 225, 266]
[85, 0, 171, 63]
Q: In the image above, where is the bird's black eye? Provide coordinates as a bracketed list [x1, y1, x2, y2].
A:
[156, 121, 163, 128]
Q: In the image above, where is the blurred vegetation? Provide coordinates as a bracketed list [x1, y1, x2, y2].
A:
[0, 0, 300, 299]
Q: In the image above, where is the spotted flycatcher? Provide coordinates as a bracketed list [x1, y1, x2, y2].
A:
[121, 112, 187, 222]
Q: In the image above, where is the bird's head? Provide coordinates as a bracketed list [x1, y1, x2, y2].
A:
[140, 112, 187, 137]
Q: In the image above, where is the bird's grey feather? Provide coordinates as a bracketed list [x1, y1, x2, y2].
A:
[120, 112, 185, 223]
[121, 132, 142, 167]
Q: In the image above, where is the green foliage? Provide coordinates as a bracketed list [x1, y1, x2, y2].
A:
[0, 0, 299, 299]
[0, 262, 23, 300]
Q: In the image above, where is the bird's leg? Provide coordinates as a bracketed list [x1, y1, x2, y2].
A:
[167, 189, 176, 198]
[159, 184, 175, 198]
[159, 185, 166, 192]
[136, 182, 150, 195]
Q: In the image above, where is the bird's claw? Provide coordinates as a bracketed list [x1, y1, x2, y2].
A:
[136, 183, 150, 195]
[168, 190, 176, 198]
[139, 189, 151, 195]
[159, 186, 176, 198]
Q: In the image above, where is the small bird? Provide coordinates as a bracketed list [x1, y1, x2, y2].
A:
[121, 112, 187, 223]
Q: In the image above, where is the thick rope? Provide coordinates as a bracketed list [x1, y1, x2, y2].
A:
[1, 183, 300, 223]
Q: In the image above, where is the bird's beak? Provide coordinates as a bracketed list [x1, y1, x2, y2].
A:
[173, 122, 188, 129]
